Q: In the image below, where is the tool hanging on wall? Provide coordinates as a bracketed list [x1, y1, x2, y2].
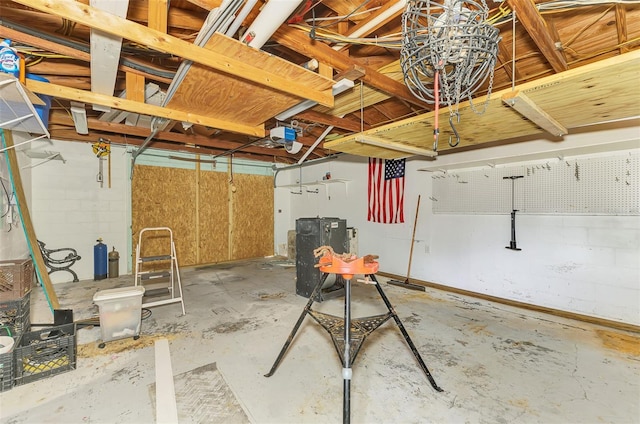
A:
[503, 175, 524, 251]
[388, 195, 426, 292]
[228, 154, 237, 193]
[92, 139, 110, 188]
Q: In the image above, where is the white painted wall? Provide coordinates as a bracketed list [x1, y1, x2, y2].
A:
[29, 139, 131, 283]
[4, 121, 639, 327]
[275, 122, 640, 325]
[0, 131, 32, 261]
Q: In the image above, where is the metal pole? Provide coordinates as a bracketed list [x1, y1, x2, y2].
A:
[503, 176, 524, 250]
[343, 277, 352, 424]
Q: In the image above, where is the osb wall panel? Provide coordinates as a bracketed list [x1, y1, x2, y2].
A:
[231, 174, 274, 260]
[132, 165, 197, 267]
[198, 170, 229, 264]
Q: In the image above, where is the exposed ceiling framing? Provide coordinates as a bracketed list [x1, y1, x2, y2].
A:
[1, 0, 639, 163]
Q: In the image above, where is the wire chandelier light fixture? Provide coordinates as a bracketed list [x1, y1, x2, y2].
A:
[401, 0, 501, 116]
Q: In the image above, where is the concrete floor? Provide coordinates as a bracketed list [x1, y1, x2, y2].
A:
[1, 257, 639, 423]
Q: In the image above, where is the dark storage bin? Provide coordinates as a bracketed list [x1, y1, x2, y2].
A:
[0, 293, 30, 336]
[14, 323, 76, 386]
[0, 259, 33, 302]
[295, 217, 348, 301]
[0, 334, 20, 392]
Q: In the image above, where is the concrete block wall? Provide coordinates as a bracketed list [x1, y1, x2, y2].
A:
[275, 123, 640, 325]
[29, 140, 130, 283]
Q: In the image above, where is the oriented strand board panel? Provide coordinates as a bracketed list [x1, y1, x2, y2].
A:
[325, 50, 640, 158]
[132, 165, 197, 267]
[166, 34, 334, 127]
[198, 169, 229, 264]
[230, 174, 274, 260]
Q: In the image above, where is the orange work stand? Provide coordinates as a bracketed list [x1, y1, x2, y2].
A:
[264, 255, 443, 424]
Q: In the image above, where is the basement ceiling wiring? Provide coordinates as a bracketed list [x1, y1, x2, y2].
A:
[0, 18, 177, 80]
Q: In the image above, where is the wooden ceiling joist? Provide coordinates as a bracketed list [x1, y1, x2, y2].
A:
[355, 135, 437, 158]
[128, 0, 206, 31]
[47, 128, 293, 163]
[507, 0, 568, 73]
[148, 0, 169, 33]
[0, 25, 173, 85]
[325, 50, 640, 158]
[296, 110, 371, 132]
[14, 0, 335, 107]
[48, 112, 294, 159]
[28, 79, 265, 136]
[273, 26, 428, 110]
[615, 5, 630, 54]
[184, 0, 223, 11]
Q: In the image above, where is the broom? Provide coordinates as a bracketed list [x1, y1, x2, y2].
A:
[387, 195, 426, 291]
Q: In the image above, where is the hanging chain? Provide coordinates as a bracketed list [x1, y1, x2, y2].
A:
[401, 0, 500, 117]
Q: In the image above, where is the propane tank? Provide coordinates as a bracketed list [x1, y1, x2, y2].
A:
[108, 247, 120, 278]
[94, 238, 107, 280]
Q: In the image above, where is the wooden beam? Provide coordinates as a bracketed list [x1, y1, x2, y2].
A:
[148, 0, 168, 33]
[125, 72, 146, 102]
[615, 5, 629, 54]
[48, 129, 295, 162]
[12, 0, 334, 107]
[296, 110, 371, 132]
[346, 0, 401, 37]
[502, 90, 567, 137]
[0, 25, 173, 85]
[184, 0, 222, 11]
[322, 0, 373, 21]
[318, 63, 334, 80]
[2, 131, 60, 310]
[507, 0, 568, 73]
[335, 65, 366, 82]
[128, 0, 206, 31]
[28, 79, 265, 136]
[121, 0, 165, 119]
[273, 26, 429, 109]
[337, 0, 405, 52]
[355, 135, 437, 157]
[49, 112, 293, 157]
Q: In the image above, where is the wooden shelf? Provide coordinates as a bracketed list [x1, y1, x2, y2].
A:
[277, 178, 350, 198]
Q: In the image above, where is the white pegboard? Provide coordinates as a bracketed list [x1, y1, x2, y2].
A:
[432, 151, 639, 215]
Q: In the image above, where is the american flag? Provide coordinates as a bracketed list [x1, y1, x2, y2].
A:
[368, 158, 406, 223]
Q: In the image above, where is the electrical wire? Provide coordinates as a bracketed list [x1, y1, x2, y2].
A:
[291, 24, 403, 48]
[310, 0, 374, 31]
[0, 18, 177, 80]
[563, 4, 614, 48]
[0, 177, 13, 219]
[304, 5, 382, 23]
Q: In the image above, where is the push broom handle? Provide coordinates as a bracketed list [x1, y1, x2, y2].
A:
[405, 195, 421, 282]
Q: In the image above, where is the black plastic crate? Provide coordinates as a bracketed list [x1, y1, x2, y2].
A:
[14, 323, 76, 386]
[0, 293, 30, 337]
[0, 334, 20, 392]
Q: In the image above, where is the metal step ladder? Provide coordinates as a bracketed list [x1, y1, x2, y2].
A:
[134, 227, 185, 315]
